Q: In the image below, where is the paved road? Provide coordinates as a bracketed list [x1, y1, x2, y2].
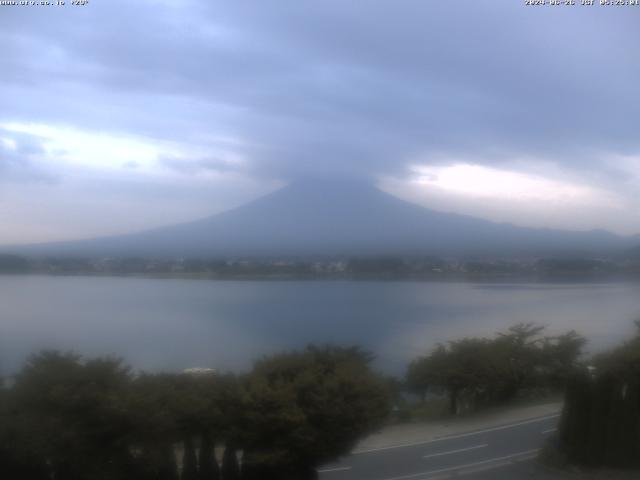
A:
[318, 413, 560, 480]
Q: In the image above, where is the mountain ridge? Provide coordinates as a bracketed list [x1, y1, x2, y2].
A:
[2, 180, 635, 258]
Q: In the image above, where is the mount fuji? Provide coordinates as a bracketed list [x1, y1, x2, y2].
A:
[4, 180, 633, 258]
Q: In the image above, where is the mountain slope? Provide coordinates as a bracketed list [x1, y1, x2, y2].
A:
[4, 180, 633, 257]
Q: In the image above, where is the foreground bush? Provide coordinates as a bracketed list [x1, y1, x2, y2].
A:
[240, 346, 390, 479]
[0, 346, 390, 480]
[558, 322, 640, 468]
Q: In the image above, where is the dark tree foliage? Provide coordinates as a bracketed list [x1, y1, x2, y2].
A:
[8, 351, 135, 480]
[155, 443, 180, 480]
[0, 378, 49, 480]
[407, 323, 585, 415]
[558, 321, 640, 467]
[127, 373, 182, 469]
[1, 344, 389, 479]
[239, 345, 391, 478]
[127, 372, 221, 480]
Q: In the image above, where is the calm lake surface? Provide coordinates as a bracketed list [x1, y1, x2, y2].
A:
[1, 275, 639, 375]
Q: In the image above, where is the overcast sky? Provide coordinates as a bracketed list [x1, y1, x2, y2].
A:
[1, 0, 639, 244]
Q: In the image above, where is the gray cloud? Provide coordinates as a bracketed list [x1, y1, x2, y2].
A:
[158, 155, 239, 175]
[0, 130, 56, 185]
[0, 0, 639, 240]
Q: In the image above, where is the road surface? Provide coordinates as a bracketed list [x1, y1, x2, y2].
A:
[318, 413, 559, 480]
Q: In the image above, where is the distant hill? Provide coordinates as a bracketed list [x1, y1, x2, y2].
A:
[3, 179, 635, 258]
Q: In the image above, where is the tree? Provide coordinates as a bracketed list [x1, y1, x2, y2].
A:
[221, 445, 241, 480]
[0, 374, 50, 480]
[406, 353, 435, 402]
[182, 437, 199, 480]
[127, 373, 184, 480]
[408, 338, 511, 414]
[196, 373, 238, 480]
[198, 431, 219, 480]
[240, 345, 390, 479]
[407, 324, 585, 415]
[1, 345, 391, 479]
[539, 330, 586, 389]
[9, 351, 134, 480]
[558, 321, 640, 467]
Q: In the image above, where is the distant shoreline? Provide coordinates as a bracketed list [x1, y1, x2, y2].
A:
[2, 271, 639, 283]
[2, 252, 639, 282]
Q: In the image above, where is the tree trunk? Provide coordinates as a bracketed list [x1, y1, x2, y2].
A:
[221, 444, 240, 480]
[198, 432, 219, 480]
[157, 443, 180, 480]
[449, 388, 458, 415]
[183, 436, 198, 480]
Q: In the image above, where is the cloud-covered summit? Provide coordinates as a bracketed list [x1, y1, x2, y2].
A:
[1, 1, 639, 244]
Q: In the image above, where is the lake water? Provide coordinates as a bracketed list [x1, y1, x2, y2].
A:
[1, 275, 639, 376]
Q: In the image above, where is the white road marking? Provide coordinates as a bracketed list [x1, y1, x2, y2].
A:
[458, 450, 540, 476]
[352, 413, 560, 455]
[317, 466, 352, 473]
[423, 443, 488, 459]
[458, 460, 516, 476]
[541, 428, 557, 434]
[431, 414, 560, 442]
[379, 449, 540, 480]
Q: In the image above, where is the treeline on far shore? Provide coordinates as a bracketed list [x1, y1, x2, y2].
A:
[2, 253, 640, 279]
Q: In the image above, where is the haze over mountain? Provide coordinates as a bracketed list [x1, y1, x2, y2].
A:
[4, 3, 640, 244]
[4, 180, 636, 258]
